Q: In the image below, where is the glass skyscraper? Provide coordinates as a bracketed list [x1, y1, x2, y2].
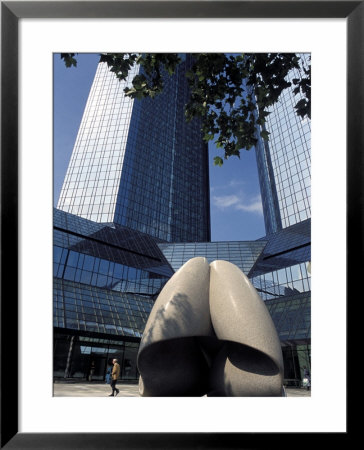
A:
[249, 54, 311, 380]
[255, 53, 311, 234]
[57, 54, 210, 243]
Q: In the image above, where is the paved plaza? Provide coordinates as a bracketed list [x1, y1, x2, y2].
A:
[53, 381, 140, 397]
[53, 381, 311, 397]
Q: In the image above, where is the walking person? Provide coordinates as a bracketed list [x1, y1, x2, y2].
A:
[109, 358, 120, 396]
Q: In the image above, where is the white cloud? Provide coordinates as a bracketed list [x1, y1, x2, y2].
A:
[228, 179, 245, 188]
[236, 199, 263, 213]
[211, 179, 245, 193]
[212, 193, 263, 215]
[213, 194, 240, 208]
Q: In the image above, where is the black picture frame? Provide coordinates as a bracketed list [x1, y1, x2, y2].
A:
[1, 1, 358, 448]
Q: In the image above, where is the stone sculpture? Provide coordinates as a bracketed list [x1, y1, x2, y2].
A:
[137, 257, 284, 396]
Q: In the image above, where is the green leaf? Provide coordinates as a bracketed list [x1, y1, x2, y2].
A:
[214, 156, 224, 166]
[90, 52, 310, 166]
[124, 87, 137, 97]
[61, 53, 77, 68]
[203, 133, 214, 141]
[185, 70, 195, 80]
[260, 130, 270, 140]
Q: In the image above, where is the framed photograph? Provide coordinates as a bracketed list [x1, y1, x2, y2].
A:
[1, 1, 358, 448]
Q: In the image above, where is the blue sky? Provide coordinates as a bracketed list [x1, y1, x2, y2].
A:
[53, 53, 266, 241]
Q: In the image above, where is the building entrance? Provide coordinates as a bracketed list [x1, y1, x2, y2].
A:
[86, 354, 108, 381]
[282, 342, 311, 386]
[54, 331, 139, 381]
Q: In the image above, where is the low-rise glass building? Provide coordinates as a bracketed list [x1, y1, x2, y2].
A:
[249, 218, 311, 383]
[53, 208, 173, 381]
[54, 208, 310, 384]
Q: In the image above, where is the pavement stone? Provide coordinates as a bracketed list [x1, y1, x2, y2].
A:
[53, 381, 311, 397]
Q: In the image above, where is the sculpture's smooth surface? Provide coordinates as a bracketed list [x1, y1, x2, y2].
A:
[137, 257, 284, 396]
[209, 260, 284, 396]
[137, 257, 213, 396]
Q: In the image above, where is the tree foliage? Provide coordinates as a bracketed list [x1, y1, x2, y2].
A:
[61, 52, 310, 165]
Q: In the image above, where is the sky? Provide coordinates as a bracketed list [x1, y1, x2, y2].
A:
[53, 53, 266, 242]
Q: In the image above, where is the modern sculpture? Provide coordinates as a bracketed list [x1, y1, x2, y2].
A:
[137, 257, 284, 396]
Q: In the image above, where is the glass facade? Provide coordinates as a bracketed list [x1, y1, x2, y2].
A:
[53, 209, 311, 384]
[265, 293, 311, 344]
[255, 53, 311, 234]
[248, 54, 311, 384]
[57, 55, 210, 243]
[158, 241, 267, 275]
[249, 218, 311, 300]
[249, 219, 311, 383]
[57, 62, 138, 222]
[53, 208, 174, 380]
[54, 331, 141, 381]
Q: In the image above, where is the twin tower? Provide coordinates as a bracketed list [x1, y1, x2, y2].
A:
[57, 54, 211, 244]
